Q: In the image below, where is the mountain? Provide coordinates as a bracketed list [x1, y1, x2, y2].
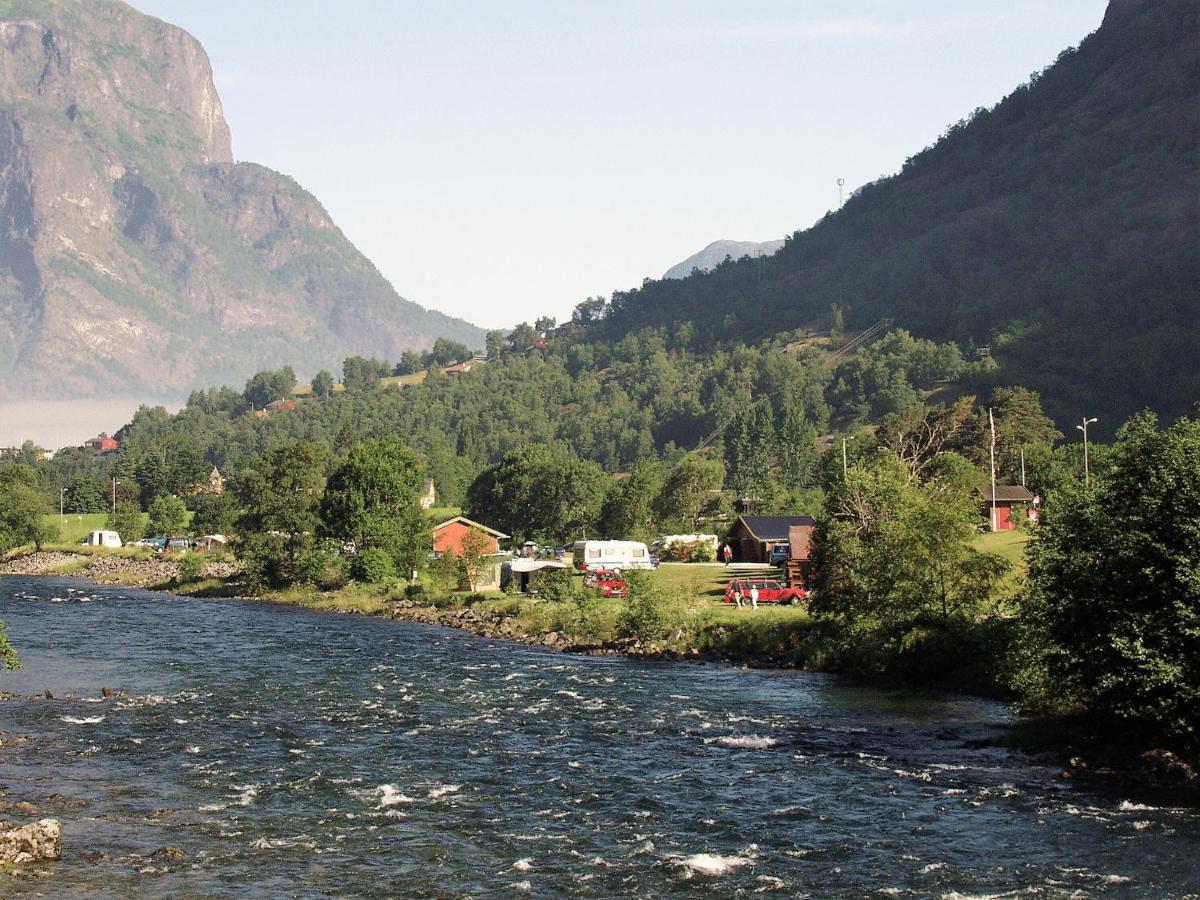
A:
[663, 239, 784, 280]
[597, 0, 1199, 430]
[0, 0, 484, 400]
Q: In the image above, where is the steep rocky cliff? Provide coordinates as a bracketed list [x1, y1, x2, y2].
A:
[0, 0, 483, 398]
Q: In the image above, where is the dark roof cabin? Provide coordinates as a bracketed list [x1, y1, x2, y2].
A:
[726, 515, 817, 564]
[976, 484, 1036, 532]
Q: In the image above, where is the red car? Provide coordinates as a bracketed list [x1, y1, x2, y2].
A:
[584, 569, 629, 598]
[723, 579, 807, 606]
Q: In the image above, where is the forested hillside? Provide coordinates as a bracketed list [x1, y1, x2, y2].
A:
[590, 0, 1199, 430]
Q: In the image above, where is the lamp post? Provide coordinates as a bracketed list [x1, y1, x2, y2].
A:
[111, 477, 120, 514]
[1076, 417, 1098, 485]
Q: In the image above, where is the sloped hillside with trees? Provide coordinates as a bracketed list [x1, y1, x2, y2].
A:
[590, 0, 1199, 430]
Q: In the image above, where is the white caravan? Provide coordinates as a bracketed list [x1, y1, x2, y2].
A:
[572, 540, 656, 572]
[83, 530, 123, 548]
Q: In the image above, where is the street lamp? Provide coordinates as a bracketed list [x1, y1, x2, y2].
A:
[112, 477, 120, 514]
[1076, 417, 1098, 485]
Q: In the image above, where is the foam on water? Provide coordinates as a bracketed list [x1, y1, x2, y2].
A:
[707, 735, 777, 749]
[60, 715, 105, 725]
[678, 852, 753, 877]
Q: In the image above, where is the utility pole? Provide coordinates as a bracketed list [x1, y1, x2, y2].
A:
[60, 487, 66, 531]
[842, 436, 855, 478]
[1020, 447, 1026, 488]
[112, 478, 119, 514]
[1076, 417, 1098, 485]
[989, 408, 998, 532]
[837, 177, 845, 209]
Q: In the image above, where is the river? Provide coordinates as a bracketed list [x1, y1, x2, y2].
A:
[0, 576, 1197, 896]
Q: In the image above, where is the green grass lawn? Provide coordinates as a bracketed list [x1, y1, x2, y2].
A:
[974, 529, 1032, 566]
[425, 507, 463, 523]
[42, 510, 195, 545]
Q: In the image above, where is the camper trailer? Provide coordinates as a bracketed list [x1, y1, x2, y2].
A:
[572, 540, 657, 572]
[82, 530, 123, 549]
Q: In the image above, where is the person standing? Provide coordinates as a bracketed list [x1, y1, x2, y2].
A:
[722, 543, 733, 566]
[749, 583, 759, 609]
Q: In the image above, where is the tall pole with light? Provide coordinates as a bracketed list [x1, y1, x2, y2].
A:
[60, 486, 66, 531]
[112, 478, 120, 514]
[1076, 417, 1098, 485]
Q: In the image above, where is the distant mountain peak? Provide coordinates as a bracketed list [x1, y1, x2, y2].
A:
[663, 239, 785, 280]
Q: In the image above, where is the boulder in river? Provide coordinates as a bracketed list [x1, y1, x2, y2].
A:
[0, 818, 61, 864]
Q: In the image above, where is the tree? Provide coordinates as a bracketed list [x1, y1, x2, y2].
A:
[342, 356, 389, 391]
[147, 494, 188, 536]
[0, 466, 57, 552]
[534, 316, 556, 333]
[236, 441, 329, 589]
[1016, 412, 1200, 747]
[466, 445, 607, 542]
[191, 491, 239, 536]
[654, 456, 726, 531]
[244, 366, 297, 409]
[320, 438, 429, 579]
[459, 527, 493, 592]
[877, 398, 975, 483]
[485, 331, 505, 360]
[106, 500, 144, 543]
[507, 322, 538, 351]
[394, 351, 423, 376]
[598, 461, 664, 540]
[425, 338, 472, 367]
[965, 387, 1063, 481]
[311, 369, 335, 400]
[809, 451, 1009, 680]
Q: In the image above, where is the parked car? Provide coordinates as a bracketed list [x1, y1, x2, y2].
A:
[723, 579, 807, 606]
[583, 569, 629, 598]
[768, 543, 790, 565]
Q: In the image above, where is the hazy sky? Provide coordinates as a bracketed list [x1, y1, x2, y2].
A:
[133, 0, 1108, 330]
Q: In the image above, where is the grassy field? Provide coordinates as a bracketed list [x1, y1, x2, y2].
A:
[40, 510, 198, 545]
[378, 372, 428, 390]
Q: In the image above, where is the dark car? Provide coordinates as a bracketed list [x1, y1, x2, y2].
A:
[768, 543, 790, 565]
[723, 579, 806, 606]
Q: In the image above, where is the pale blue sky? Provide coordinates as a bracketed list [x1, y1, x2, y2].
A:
[133, 0, 1109, 329]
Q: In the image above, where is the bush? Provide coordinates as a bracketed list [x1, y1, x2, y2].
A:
[616, 571, 667, 641]
[354, 547, 397, 584]
[177, 552, 206, 581]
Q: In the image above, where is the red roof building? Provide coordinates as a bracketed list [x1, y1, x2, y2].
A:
[432, 517, 510, 557]
[85, 432, 119, 453]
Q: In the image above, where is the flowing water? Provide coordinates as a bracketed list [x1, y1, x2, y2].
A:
[0, 576, 1197, 897]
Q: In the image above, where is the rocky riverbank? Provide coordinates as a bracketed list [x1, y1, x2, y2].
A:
[0, 551, 241, 587]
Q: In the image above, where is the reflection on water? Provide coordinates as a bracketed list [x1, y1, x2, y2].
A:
[1, 576, 1198, 896]
[0, 397, 181, 449]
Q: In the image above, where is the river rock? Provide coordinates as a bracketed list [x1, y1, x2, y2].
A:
[0, 818, 61, 864]
[149, 845, 186, 862]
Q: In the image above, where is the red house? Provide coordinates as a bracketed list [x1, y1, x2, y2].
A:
[978, 484, 1037, 531]
[432, 516, 510, 557]
[85, 432, 119, 453]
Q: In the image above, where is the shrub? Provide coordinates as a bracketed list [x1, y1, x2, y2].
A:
[177, 552, 206, 581]
[616, 571, 667, 641]
[355, 547, 397, 584]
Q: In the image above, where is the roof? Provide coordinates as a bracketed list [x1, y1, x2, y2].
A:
[977, 484, 1035, 503]
[433, 516, 511, 540]
[733, 515, 816, 541]
[508, 558, 569, 573]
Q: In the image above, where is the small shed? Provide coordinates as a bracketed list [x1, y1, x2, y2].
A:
[726, 515, 816, 564]
[978, 484, 1037, 532]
